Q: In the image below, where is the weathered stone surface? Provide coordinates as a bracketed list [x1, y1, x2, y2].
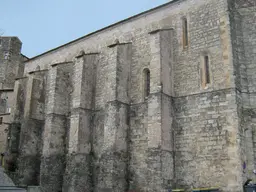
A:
[63, 153, 92, 192]
[17, 155, 40, 185]
[96, 101, 129, 192]
[174, 89, 242, 191]
[40, 155, 65, 192]
[229, 0, 256, 188]
[0, 37, 25, 154]
[40, 62, 73, 191]
[3, 0, 256, 192]
[0, 167, 15, 186]
[129, 103, 148, 191]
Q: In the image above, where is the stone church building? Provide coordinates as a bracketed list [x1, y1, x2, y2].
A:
[0, 0, 256, 191]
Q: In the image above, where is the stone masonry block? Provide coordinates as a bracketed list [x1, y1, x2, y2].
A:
[63, 153, 93, 192]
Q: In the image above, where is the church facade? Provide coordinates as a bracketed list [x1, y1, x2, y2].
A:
[1, 0, 256, 191]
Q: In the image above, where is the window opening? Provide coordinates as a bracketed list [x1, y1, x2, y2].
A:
[143, 68, 150, 99]
[205, 56, 210, 84]
[182, 18, 188, 48]
[6, 107, 11, 114]
[4, 52, 10, 60]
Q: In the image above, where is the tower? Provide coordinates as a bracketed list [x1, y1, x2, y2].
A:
[0, 37, 25, 154]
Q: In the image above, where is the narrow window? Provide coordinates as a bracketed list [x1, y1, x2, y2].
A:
[4, 52, 9, 60]
[182, 17, 188, 48]
[204, 56, 210, 84]
[0, 99, 7, 114]
[6, 107, 11, 114]
[202, 55, 211, 88]
[0, 117, 2, 125]
[143, 68, 150, 99]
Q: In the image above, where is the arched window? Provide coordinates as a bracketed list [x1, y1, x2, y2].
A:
[143, 68, 150, 99]
[182, 17, 188, 48]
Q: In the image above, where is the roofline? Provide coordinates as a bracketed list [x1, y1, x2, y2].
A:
[26, 0, 181, 62]
[21, 54, 29, 60]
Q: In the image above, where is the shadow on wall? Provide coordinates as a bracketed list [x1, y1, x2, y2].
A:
[4, 153, 18, 172]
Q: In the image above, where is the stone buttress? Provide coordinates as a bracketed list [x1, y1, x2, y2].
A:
[8, 77, 28, 176]
[95, 42, 132, 192]
[7, 69, 47, 186]
[229, 0, 256, 187]
[40, 62, 73, 192]
[6, 1, 256, 192]
[62, 52, 98, 192]
[17, 70, 47, 185]
[146, 29, 175, 192]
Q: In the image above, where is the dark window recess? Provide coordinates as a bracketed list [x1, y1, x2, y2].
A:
[205, 56, 210, 84]
[143, 68, 150, 98]
[4, 52, 10, 60]
[183, 18, 188, 48]
[0, 117, 3, 124]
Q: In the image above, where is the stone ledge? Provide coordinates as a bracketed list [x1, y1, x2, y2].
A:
[0, 89, 14, 92]
[2, 122, 11, 125]
[107, 42, 132, 48]
[75, 50, 99, 58]
[51, 61, 73, 67]
[45, 112, 67, 117]
[148, 28, 174, 34]
[28, 69, 48, 74]
[71, 107, 95, 113]
[0, 113, 11, 116]
[130, 88, 236, 106]
[15, 76, 28, 81]
[106, 99, 130, 106]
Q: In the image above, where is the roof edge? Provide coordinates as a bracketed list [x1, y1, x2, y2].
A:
[26, 0, 181, 62]
[21, 54, 29, 60]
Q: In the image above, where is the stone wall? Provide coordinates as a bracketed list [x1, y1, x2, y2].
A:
[18, 71, 47, 186]
[174, 89, 242, 191]
[23, 0, 230, 97]
[7, 0, 256, 191]
[0, 91, 15, 152]
[229, 0, 256, 184]
[0, 37, 22, 90]
[129, 102, 148, 191]
[0, 37, 23, 155]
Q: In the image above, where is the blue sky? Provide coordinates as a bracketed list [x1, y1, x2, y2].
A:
[0, 0, 167, 57]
